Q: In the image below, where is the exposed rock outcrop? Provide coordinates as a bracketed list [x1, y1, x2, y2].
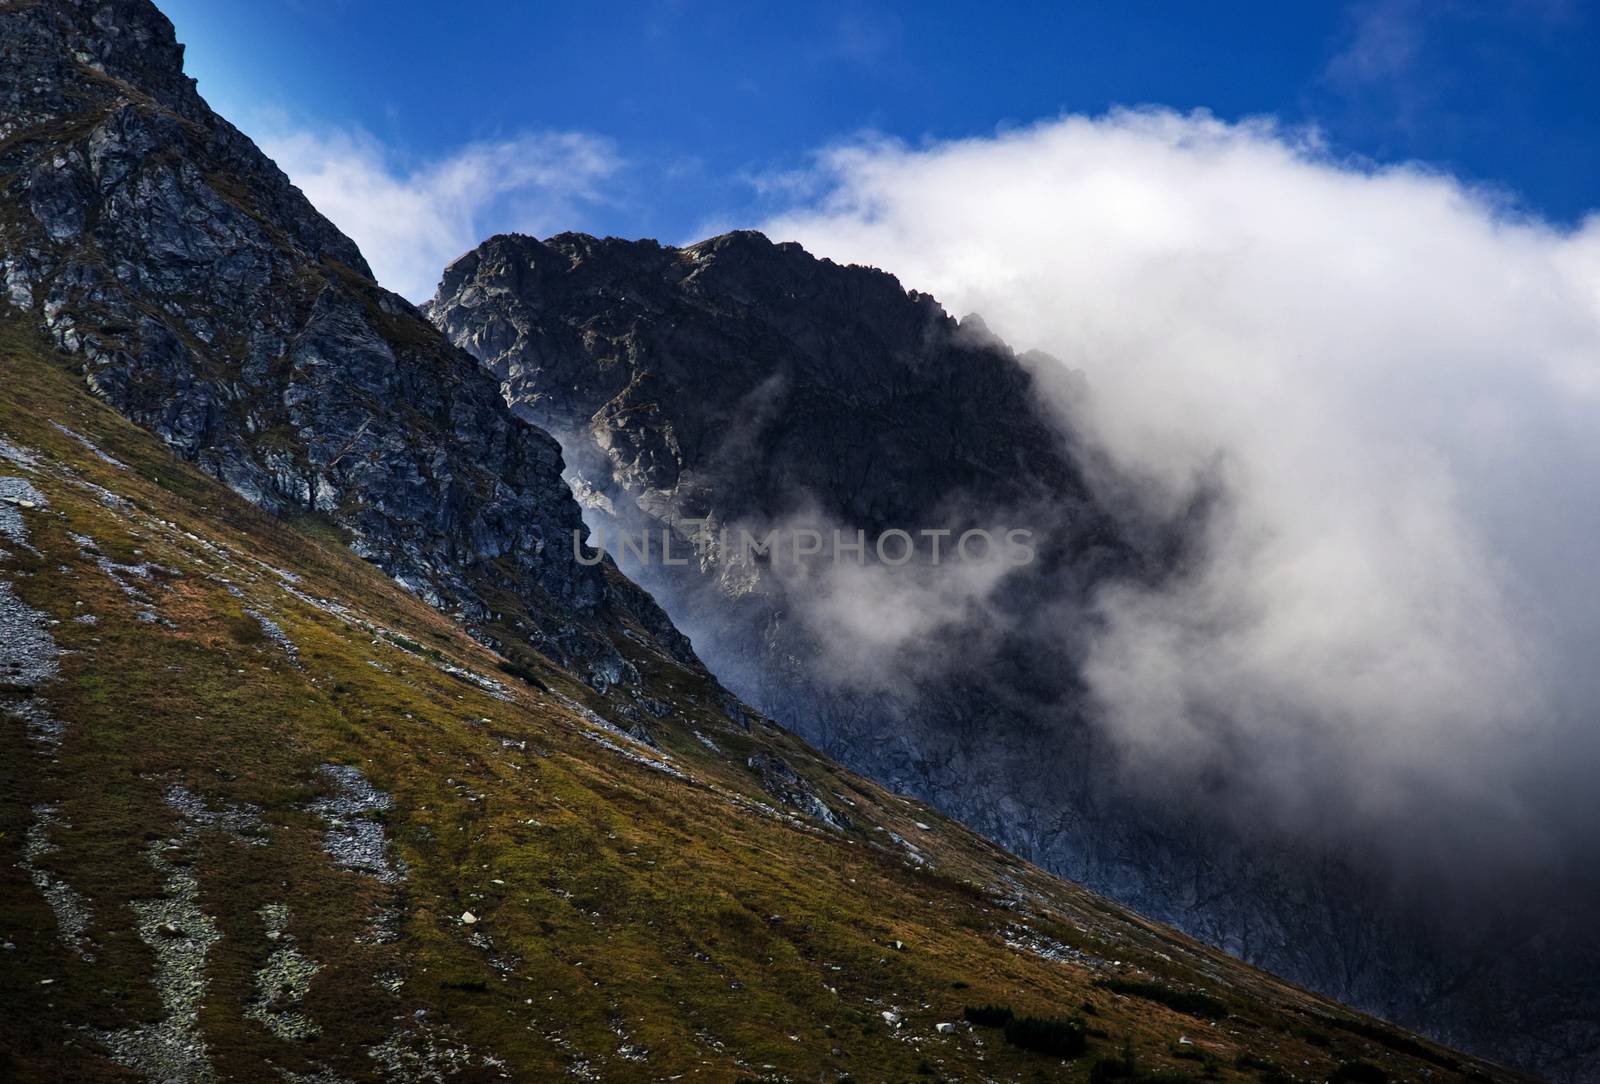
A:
[0, 0, 690, 684]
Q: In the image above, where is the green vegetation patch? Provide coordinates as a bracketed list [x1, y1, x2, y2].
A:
[963, 1004, 1015, 1027]
[1004, 1013, 1088, 1058]
[1096, 977, 1228, 1019]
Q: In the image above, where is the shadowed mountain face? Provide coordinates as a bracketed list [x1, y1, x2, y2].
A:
[429, 229, 1600, 1081]
[427, 230, 1139, 706]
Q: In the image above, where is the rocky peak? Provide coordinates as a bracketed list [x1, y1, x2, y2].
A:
[429, 229, 1102, 535]
[0, 0, 693, 686]
[11, 0, 191, 110]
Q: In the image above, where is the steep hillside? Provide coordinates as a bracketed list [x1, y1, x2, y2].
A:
[0, 309, 1521, 1084]
[0, 0, 688, 689]
[428, 229, 1600, 1081]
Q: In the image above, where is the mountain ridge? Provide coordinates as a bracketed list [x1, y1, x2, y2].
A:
[1, 0, 700, 694]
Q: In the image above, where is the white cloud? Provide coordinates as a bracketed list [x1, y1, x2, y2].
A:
[761, 109, 1600, 856]
[256, 124, 621, 300]
[1325, 0, 1424, 87]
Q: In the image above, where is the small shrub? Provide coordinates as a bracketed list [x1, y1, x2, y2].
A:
[496, 658, 549, 690]
[1321, 1015, 1458, 1071]
[1236, 1054, 1289, 1083]
[917, 867, 990, 901]
[1094, 978, 1227, 1019]
[225, 614, 266, 645]
[1091, 1055, 1138, 1083]
[1331, 1062, 1389, 1084]
[1003, 1014, 1087, 1058]
[384, 631, 441, 660]
[963, 1004, 1014, 1028]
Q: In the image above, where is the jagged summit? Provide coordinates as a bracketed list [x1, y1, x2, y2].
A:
[4, 0, 368, 272]
[0, 0, 696, 680]
[429, 228, 1098, 526]
[437, 227, 943, 341]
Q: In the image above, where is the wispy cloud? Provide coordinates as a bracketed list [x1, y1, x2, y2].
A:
[1324, 0, 1426, 88]
[825, 9, 902, 64]
[254, 123, 622, 300]
[1319, 0, 1584, 136]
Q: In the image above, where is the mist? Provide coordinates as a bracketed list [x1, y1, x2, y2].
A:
[761, 108, 1600, 881]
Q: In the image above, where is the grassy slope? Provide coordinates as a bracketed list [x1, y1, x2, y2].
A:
[0, 316, 1521, 1083]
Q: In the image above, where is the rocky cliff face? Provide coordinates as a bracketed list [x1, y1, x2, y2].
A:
[430, 229, 1600, 1081]
[0, 0, 692, 691]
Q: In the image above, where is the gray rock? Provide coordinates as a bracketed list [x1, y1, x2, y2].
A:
[0, 0, 694, 684]
[309, 764, 405, 885]
[20, 805, 94, 960]
[95, 841, 221, 1084]
[0, 579, 59, 689]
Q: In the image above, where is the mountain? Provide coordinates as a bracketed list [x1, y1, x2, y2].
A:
[0, 1, 1532, 1082]
[425, 229, 1134, 740]
[0, 0, 698, 693]
[427, 229, 1600, 1082]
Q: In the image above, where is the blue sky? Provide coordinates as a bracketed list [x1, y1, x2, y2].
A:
[158, 0, 1596, 297]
